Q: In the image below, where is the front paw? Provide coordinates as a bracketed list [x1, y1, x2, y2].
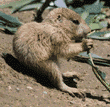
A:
[82, 39, 93, 51]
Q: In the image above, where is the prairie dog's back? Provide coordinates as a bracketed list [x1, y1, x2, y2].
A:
[13, 22, 55, 64]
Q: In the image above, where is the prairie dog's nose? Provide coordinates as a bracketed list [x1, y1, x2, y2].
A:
[80, 23, 91, 34]
[77, 26, 84, 36]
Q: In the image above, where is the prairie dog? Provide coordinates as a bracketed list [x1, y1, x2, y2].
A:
[13, 8, 93, 97]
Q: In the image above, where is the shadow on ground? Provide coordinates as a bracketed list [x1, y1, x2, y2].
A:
[1, 53, 110, 104]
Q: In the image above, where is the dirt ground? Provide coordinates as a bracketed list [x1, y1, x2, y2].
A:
[0, 0, 110, 107]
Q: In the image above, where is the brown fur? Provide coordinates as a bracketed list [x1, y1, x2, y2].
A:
[13, 8, 93, 97]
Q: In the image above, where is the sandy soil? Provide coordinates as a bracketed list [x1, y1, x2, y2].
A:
[0, 1, 110, 107]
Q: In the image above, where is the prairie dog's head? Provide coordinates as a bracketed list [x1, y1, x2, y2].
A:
[43, 8, 91, 41]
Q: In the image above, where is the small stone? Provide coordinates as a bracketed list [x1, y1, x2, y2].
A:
[70, 101, 74, 104]
[43, 91, 47, 94]
[16, 87, 20, 92]
[27, 86, 33, 90]
[8, 86, 12, 90]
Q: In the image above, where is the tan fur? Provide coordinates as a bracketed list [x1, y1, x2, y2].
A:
[13, 8, 93, 97]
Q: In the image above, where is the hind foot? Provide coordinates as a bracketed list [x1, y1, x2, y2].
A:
[59, 82, 86, 98]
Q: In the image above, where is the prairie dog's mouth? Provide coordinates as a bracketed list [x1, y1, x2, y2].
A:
[87, 31, 95, 38]
[75, 39, 83, 43]
[71, 37, 83, 43]
[71, 35, 83, 42]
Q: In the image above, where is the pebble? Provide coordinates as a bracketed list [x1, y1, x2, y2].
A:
[16, 87, 20, 92]
[43, 91, 47, 94]
[27, 86, 33, 90]
[8, 86, 12, 90]
[70, 101, 74, 104]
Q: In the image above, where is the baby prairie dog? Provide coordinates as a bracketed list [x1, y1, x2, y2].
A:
[13, 8, 93, 97]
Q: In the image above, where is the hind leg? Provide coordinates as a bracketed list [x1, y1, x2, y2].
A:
[62, 71, 83, 80]
[38, 60, 85, 97]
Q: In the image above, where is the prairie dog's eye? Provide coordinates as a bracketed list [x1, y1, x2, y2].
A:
[57, 15, 61, 19]
[57, 15, 62, 22]
[71, 19, 80, 25]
